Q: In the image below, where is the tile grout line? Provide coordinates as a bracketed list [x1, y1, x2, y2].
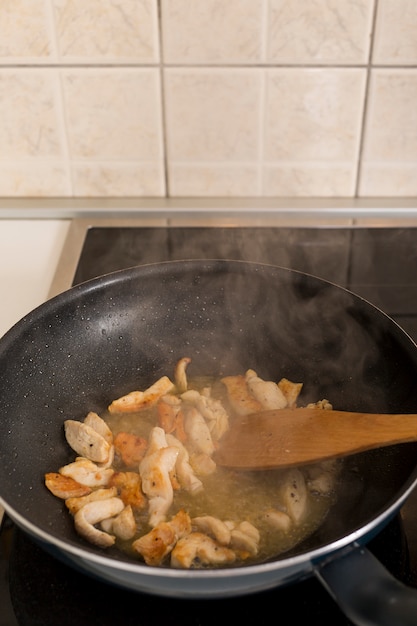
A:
[157, 0, 170, 197]
[354, 0, 380, 197]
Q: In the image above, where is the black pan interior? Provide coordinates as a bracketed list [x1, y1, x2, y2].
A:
[1, 260, 417, 563]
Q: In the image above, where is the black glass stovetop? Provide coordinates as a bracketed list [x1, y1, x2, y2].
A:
[3, 225, 417, 625]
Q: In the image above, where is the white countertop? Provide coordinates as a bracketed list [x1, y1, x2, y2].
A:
[0, 220, 70, 339]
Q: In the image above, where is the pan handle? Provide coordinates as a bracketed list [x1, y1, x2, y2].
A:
[315, 545, 417, 626]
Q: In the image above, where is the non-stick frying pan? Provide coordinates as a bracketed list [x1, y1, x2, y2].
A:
[1, 260, 417, 625]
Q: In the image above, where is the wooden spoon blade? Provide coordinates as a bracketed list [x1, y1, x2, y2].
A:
[213, 408, 417, 470]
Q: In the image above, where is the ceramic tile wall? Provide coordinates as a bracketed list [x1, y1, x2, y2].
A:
[0, 0, 416, 199]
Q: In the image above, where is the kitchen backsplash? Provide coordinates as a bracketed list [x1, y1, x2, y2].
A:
[0, 0, 416, 199]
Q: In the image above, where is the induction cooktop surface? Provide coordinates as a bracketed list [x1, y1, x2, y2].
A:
[3, 218, 417, 625]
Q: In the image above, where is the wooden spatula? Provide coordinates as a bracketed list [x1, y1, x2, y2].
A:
[213, 408, 417, 470]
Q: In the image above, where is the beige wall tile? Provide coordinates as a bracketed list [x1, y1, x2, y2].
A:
[360, 164, 417, 196]
[373, 0, 417, 64]
[264, 69, 366, 161]
[362, 70, 417, 162]
[62, 69, 163, 160]
[73, 163, 165, 196]
[263, 164, 355, 196]
[169, 164, 260, 196]
[165, 69, 262, 161]
[267, 0, 374, 64]
[52, 0, 159, 62]
[0, 69, 65, 158]
[360, 69, 417, 196]
[0, 162, 70, 196]
[162, 0, 265, 64]
[0, 0, 55, 61]
[0, 0, 415, 200]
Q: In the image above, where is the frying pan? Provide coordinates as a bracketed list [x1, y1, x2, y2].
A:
[1, 259, 417, 625]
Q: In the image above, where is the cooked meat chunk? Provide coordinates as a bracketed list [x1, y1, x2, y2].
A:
[74, 497, 125, 548]
[262, 508, 292, 532]
[182, 406, 215, 456]
[65, 487, 118, 515]
[245, 369, 287, 410]
[189, 452, 217, 476]
[108, 376, 174, 413]
[171, 532, 236, 569]
[139, 427, 179, 526]
[166, 434, 203, 494]
[229, 521, 260, 557]
[221, 374, 263, 415]
[59, 458, 114, 487]
[132, 510, 191, 566]
[157, 395, 183, 434]
[280, 468, 308, 524]
[100, 504, 136, 541]
[174, 357, 191, 393]
[181, 389, 229, 441]
[109, 471, 147, 509]
[192, 515, 231, 545]
[83, 411, 113, 444]
[64, 419, 112, 464]
[113, 432, 148, 467]
[44, 472, 92, 499]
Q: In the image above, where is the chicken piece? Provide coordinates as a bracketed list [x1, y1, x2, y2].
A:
[100, 444, 115, 469]
[174, 357, 191, 393]
[192, 515, 231, 545]
[229, 521, 260, 557]
[237, 520, 260, 542]
[109, 471, 146, 509]
[82, 413, 114, 469]
[306, 398, 333, 410]
[166, 434, 203, 494]
[280, 468, 308, 524]
[132, 509, 192, 566]
[100, 504, 136, 541]
[189, 452, 217, 476]
[277, 378, 303, 408]
[59, 458, 114, 487]
[83, 411, 113, 444]
[65, 487, 118, 515]
[245, 370, 287, 410]
[140, 448, 179, 526]
[169, 508, 192, 537]
[174, 411, 188, 443]
[133, 522, 177, 566]
[262, 508, 292, 532]
[221, 375, 263, 416]
[74, 497, 125, 548]
[108, 390, 144, 414]
[157, 395, 182, 433]
[182, 406, 215, 456]
[45, 472, 92, 499]
[108, 376, 174, 413]
[171, 532, 236, 569]
[307, 471, 335, 496]
[306, 460, 339, 496]
[181, 389, 229, 441]
[230, 530, 258, 558]
[146, 425, 169, 455]
[113, 432, 148, 467]
[139, 427, 179, 526]
[64, 419, 112, 464]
